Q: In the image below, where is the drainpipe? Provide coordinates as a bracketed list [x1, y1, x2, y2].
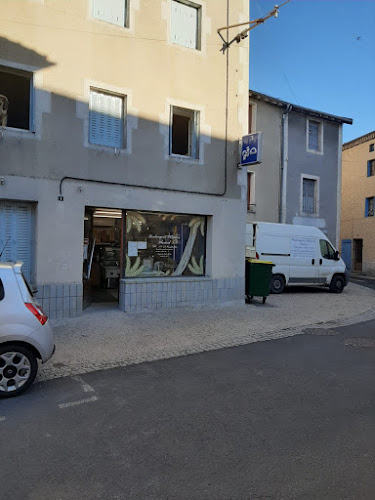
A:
[279, 104, 292, 223]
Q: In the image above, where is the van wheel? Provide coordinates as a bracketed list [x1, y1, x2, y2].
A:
[329, 275, 345, 293]
[270, 274, 285, 294]
[0, 345, 38, 398]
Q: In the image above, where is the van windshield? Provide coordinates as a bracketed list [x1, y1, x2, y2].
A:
[320, 240, 336, 260]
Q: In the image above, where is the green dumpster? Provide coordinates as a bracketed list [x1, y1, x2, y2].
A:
[245, 258, 274, 304]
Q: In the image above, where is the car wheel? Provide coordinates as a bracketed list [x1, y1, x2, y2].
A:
[329, 275, 345, 294]
[270, 274, 285, 294]
[0, 345, 38, 398]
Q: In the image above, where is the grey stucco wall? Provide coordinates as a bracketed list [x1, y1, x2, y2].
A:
[286, 112, 340, 244]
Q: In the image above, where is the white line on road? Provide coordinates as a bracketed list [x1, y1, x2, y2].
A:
[0, 417, 6, 422]
[72, 375, 95, 393]
[58, 396, 98, 409]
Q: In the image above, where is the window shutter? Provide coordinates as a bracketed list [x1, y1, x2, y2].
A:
[92, 0, 126, 27]
[368, 160, 371, 177]
[365, 198, 369, 217]
[0, 202, 34, 283]
[89, 90, 123, 148]
[171, 1, 198, 49]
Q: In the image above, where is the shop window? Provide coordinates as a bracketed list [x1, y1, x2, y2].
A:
[171, 0, 201, 50]
[170, 106, 199, 158]
[92, 0, 128, 27]
[0, 66, 33, 130]
[89, 88, 125, 149]
[125, 211, 206, 278]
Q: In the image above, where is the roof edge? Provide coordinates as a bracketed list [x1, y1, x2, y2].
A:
[343, 131, 375, 150]
[249, 89, 353, 125]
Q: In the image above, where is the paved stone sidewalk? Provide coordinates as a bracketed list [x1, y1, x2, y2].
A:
[38, 282, 375, 381]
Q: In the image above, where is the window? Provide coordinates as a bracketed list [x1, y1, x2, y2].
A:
[170, 106, 199, 158]
[92, 0, 127, 27]
[369, 143, 374, 152]
[302, 177, 318, 214]
[89, 89, 125, 149]
[368, 160, 375, 177]
[247, 172, 255, 212]
[307, 119, 323, 153]
[320, 240, 336, 260]
[0, 66, 32, 130]
[125, 211, 206, 278]
[365, 197, 374, 217]
[171, 0, 201, 50]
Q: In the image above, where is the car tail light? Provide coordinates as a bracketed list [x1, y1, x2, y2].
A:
[25, 303, 48, 325]
[256, 252, 259, 259]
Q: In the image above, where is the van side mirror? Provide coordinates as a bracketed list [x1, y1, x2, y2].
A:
[334, 251, 340, 261]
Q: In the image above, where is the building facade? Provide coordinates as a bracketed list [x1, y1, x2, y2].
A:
[0, 0, 249, 318]
[247, 90, 352, 246]
[341, 131, 375, 274]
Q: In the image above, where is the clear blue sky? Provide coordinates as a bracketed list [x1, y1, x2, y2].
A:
[249, 0, 375, 143]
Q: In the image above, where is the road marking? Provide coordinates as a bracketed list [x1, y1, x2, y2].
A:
[58, 396, 98, 409]
[0, 417, 6, 422]
[72, 375, 95, 393]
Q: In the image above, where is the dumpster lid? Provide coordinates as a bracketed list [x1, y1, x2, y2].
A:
[247, 258, 274, 265]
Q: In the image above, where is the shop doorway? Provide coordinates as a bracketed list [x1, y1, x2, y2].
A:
[83, 207, 122, 308]
[353, 239, 363, 272]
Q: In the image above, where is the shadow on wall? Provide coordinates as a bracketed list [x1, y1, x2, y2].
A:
[0, 36, 55, 69]
[0, 37, 242, 199]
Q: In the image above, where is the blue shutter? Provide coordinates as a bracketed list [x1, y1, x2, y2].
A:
[0, 202, 34, 283]
[367, 161, 371, 177]
[89, 90, 123, 149]
[365, 198, 369, 217]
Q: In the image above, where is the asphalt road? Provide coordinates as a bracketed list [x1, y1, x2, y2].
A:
[1, 319, 375, 500]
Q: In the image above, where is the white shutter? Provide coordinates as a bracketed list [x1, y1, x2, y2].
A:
[92, 0, 126, 27]
[171, 1, 198, 49]
[0, 202, 34, 283]
[89, 90, 123, 148]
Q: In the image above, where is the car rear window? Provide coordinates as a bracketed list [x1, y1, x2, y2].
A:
[21, 272, 34, 297]
[0, 279, 4, 301]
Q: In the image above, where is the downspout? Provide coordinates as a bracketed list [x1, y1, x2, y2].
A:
[336, 124, 343, 248]
[279, 104, 292, 223]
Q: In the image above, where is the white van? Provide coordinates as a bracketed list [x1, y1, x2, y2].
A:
[246, 223, 349, 294]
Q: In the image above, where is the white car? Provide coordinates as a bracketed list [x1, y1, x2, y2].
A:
[0, 262, 55, 398]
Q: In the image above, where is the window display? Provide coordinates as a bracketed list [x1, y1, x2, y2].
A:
[125, 211, 206, 278]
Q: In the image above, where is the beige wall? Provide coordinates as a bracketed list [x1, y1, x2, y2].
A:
[341, 134, 375, 273]
[1, 0, 248, 198]
[247, 99, 282, 223]
[0, 0, 249, 285]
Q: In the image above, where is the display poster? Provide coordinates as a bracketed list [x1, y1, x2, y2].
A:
[128, 241, 138, 257]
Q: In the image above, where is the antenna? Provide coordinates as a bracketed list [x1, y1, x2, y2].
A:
[0, 236, 10, 259]
[217, 0, 292, 53]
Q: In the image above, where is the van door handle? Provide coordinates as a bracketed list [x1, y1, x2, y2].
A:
[312, 259, 315, 265]
[319, 259, 322, 265]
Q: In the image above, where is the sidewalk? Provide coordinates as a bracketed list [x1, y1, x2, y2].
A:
[38, 282, 375, 382]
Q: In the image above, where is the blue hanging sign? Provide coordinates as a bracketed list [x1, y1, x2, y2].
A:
[241, 132, 263, 166]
